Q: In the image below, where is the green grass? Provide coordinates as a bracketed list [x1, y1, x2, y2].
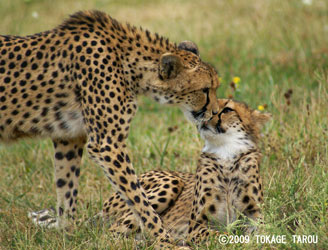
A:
[0, 0, 327, 249]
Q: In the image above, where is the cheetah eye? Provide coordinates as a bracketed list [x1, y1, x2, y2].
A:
[202, 88, 209, 93]
[221, 107, 234, 114]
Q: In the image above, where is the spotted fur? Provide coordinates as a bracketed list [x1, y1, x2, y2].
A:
[101, 99, 270, 244]
[0, 10, 220, 242]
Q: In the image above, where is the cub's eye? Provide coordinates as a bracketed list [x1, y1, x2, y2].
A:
[221, 107, 234, 113]
[202, 88, 209, 93]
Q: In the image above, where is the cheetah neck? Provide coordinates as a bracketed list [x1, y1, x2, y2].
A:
[117, 32, 176, 97]
[122, 57, 174, 99]
[202, 132, 256, 161]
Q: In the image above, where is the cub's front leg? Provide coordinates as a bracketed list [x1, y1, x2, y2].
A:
[186, 157, 222, 243]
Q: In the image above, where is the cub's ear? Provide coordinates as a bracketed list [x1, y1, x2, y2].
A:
[178, 40, 199, 56]
[217, 98, 230, 109]
[252, 110, 272, 128]
[159, 53, 182, 80]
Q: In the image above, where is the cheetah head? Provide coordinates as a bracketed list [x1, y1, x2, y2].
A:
[144, 41, 220, 123]
[199, 99, 271, 158]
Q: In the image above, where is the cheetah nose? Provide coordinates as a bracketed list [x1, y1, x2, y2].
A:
[212, 111, 218, 115]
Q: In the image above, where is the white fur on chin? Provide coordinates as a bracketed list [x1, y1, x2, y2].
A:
[201, 129, 254, 160]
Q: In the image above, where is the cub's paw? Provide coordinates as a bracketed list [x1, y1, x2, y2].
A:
[28, 208, 58, 228]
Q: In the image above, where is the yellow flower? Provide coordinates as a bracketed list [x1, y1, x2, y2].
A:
[233, 76, 241, 84]
[258, 105, 265, 111]
[218, 76, 223, 83]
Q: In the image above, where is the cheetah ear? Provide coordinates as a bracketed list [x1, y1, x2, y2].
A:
[159, 53, 182, 80]
[178, 40, 199, 56]
[252, 110, 271, 128]
[217, 98, 230, 109]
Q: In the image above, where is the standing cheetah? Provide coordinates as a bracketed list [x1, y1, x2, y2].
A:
[100, 99, 270, 243]
[0, 10, 220, 242]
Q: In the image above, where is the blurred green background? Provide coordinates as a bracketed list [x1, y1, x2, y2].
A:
[0, 0, 327, 249]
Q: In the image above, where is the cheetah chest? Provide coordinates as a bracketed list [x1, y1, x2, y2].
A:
[206, 167, 255, 227]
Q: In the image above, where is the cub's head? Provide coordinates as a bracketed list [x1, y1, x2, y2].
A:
[148, 41, 219, 123]
[199, 99, 271, 157]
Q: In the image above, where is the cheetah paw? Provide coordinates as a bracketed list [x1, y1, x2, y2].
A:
[28, 208, 58, 228]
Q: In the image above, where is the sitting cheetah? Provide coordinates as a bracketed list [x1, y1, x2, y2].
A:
[0, 10, 220, 242]
[101, 99, 270, 243]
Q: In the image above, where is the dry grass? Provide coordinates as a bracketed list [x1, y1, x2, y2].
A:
[0, 0, 327, 249]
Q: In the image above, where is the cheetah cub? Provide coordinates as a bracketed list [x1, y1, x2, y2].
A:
[186, 98, 271, 242]
[100, 99, 271, 243]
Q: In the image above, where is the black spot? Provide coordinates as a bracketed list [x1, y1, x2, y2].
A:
[246, 204, 254, 210]
[118, 134, 124, 142]
[130, 182, 137, 190]
[4, 77, 10, 83]
[134, 196, 140, 203]
[171, 179, 179, 185]
[147, 223, 154, 229]
[119, 185, 126, 192]
[117, 154, 124, 163]
[36, 51, 43, 59]
[120, 176, 128, 184]
[73, 189, 78, 196]
[31, 63, 38, 70]
[209, 204, 216, 213]
[9, 62, 15, 69]
[158, 197, 167, 203]
[253, 186, 258, 195]
[75, 168, 80, 177]
[66, 150, 76, 160]
[158, 191, 166, 196]
[57, 178, 66, 188]
[55, 152, 64, 160]
[113, 160, 121, 168]
[242, 195, 250, 204]
[58, 207, 64, 216]
[202, 214, 208, 221]
[141, 216, 147, 223]
[76, 46, 82, 53]
[86, 48, 92, 54]
[40, 107, 49, 117]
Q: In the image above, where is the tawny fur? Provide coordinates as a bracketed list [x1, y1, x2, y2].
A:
[101, 99, 270, 243]
[0, 10, 220, 243]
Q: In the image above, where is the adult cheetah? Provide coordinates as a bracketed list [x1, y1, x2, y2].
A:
[100, 99, 270, 244]
[0, 10, 219, 242]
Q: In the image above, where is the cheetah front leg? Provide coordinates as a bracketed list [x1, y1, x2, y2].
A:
[186, 160, 223, 244]
[86, 142, 172, 243]
[100, 171, 185, 236]
[29, 137, 85, 229]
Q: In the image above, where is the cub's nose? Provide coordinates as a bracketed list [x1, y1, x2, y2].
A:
[212, 110, 218, 115]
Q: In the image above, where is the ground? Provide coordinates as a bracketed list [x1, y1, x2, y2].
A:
[0, 0, 327, 249]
